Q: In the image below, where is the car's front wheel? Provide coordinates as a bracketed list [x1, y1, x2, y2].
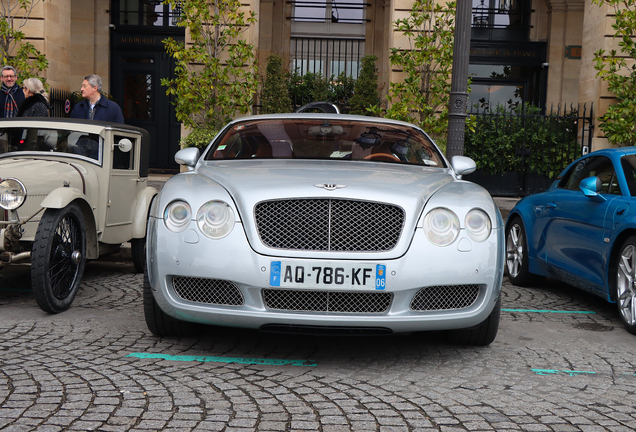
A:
[614, 236, 636, 335]
[131, 238, 145, 273]
[505, 216, 534, 286]
[31, 203, 87, 314]
[143, 268, 195, 337]
[450, 297, 501, 346]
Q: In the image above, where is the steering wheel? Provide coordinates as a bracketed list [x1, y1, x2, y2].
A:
[363, 153, 401, 163]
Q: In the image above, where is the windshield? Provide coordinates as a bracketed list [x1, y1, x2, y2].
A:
[204, 119, 447, 167]
[0, 127, 102, 161]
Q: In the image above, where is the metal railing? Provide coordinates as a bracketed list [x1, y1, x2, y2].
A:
[49, 88, 73, 118]
[290, 37, 365, 79]
[464, 103, 594, 196]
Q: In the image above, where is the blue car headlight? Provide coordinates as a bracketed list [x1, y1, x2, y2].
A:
[424, 208, 460, 246]
[465, 209, 491, 242]
[164, 200, 192, 232]
[196, 201, 235, 239]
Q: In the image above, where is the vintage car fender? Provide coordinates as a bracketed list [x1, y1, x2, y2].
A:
[131, 186, 158, 239]
[39, 186, 99, 259]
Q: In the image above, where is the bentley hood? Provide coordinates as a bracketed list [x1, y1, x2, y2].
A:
[163, 160, 468, 259]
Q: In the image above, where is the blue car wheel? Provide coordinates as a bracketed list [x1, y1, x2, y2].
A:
[505, 216, 534, 286]
[615, 236, 636, 335]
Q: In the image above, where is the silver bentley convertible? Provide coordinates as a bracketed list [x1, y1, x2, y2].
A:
[145, 114, 505, 345]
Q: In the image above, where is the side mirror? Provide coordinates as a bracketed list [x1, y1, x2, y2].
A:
[175, 147, 200, 171]
[579, 176, 607, 203]
[451, 155, 477, 177]
[117, 138, 133, 153]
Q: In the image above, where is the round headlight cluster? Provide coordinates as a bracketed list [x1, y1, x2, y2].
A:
[164, 199, 235, 239]
[465, 209, 491, 242]
[0, 178, 27, 210]
[423, 208, 460, 246]
[164, 200, 192, 232]
[196, 201, 235, 239]
[423, 207, 492, 246]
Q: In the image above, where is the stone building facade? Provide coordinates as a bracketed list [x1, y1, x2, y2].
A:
[9, 0, 623, 168]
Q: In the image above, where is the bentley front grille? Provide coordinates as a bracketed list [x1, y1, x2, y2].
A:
[254, 198, 404, 251]
[263, 289, 393, 313]
[410, 285, 480, 311]
[173, 276, 244, 306]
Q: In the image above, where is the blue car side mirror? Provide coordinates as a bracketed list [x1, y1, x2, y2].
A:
[579, 176, 607, 202]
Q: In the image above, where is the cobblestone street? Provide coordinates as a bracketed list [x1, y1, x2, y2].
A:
[1, 248, 635, 431]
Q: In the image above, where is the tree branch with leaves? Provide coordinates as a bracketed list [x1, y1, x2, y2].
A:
[593, 0, 636, 146]
[386, 0, 455, 146]
[0, 0, 49, 79]
[162, 0, 259, 134]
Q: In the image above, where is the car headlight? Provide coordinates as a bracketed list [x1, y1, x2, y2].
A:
[164, 200, 192, 232]
[196, 201, 235, 239]
[465, 209, 491, 242]
[423, 208, 459, 246]
[0, 178, 27, 210]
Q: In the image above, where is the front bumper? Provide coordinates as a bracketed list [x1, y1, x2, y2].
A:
[147, 216, 504, 333]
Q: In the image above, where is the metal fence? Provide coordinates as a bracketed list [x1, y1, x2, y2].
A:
[464, 103, 594, 196]
[290, 37, 365, 80]
[49, 88, 73, 118]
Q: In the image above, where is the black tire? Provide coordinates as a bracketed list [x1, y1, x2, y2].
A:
[613, 235, 636, 335]
[143, 267, 194, 337]
[131, 238, 145, 274]
[31, 203, 87, 314]
[448, 297, 501, 346]
[505, 216, 535, 286]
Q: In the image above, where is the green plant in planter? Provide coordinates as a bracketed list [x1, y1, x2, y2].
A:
[260, 54, 293, 114]
[180, 127, 218, 150]
[350, 55, 381, 116]
[464, 103, 581, 178]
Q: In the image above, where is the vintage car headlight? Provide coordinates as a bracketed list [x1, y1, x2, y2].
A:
[0, 178, 27, 210]
[424, 208, 460, 246]
[465, 209, 492, 242]
[196, 201, 235, 239]
[164, 200, 192, 232]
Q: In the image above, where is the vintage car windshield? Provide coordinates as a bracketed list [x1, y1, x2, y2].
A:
[0, 127, 102, 161]
[204, 119, 447, 167]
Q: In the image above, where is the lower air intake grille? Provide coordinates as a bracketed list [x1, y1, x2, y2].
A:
[410, 285, 480, 311]
[173, 276, 244, 306]
[263, 289, 392, 313]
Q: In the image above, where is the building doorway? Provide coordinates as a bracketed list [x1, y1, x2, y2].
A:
[109, 1, 184, 171]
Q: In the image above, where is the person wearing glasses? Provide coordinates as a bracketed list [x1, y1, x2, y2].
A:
[0, 66, 25, 118]
[17, 77, 50, 117]
[70, 74, 124, 123]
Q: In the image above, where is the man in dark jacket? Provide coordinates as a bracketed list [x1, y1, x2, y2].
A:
[70, 74, 124, 123]
[0, 66, 25, 118]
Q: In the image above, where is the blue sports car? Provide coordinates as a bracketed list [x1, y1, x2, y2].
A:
[505, 148, 636, 335]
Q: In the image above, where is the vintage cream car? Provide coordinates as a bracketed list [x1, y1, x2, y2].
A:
[0, 118, 157, 313]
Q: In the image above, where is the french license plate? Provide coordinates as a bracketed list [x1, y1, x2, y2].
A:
[269, 261, 387, 290]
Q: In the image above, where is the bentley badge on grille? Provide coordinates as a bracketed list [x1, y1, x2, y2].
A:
[314, 184, 347, 191]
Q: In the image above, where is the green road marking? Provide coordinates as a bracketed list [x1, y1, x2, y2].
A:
[532, 369, 596, 377]
[503, 309, 596, 314]
[127, 352, 317, 367]
[532, 369, 636, 378]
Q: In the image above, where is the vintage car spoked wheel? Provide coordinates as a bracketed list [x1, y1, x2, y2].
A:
[31, 203, 87, 314]
[615, 236, 636, 334]
[505, 217, 533, 286]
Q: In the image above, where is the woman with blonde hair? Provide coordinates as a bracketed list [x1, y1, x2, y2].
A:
[18, 77, 49, 117]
